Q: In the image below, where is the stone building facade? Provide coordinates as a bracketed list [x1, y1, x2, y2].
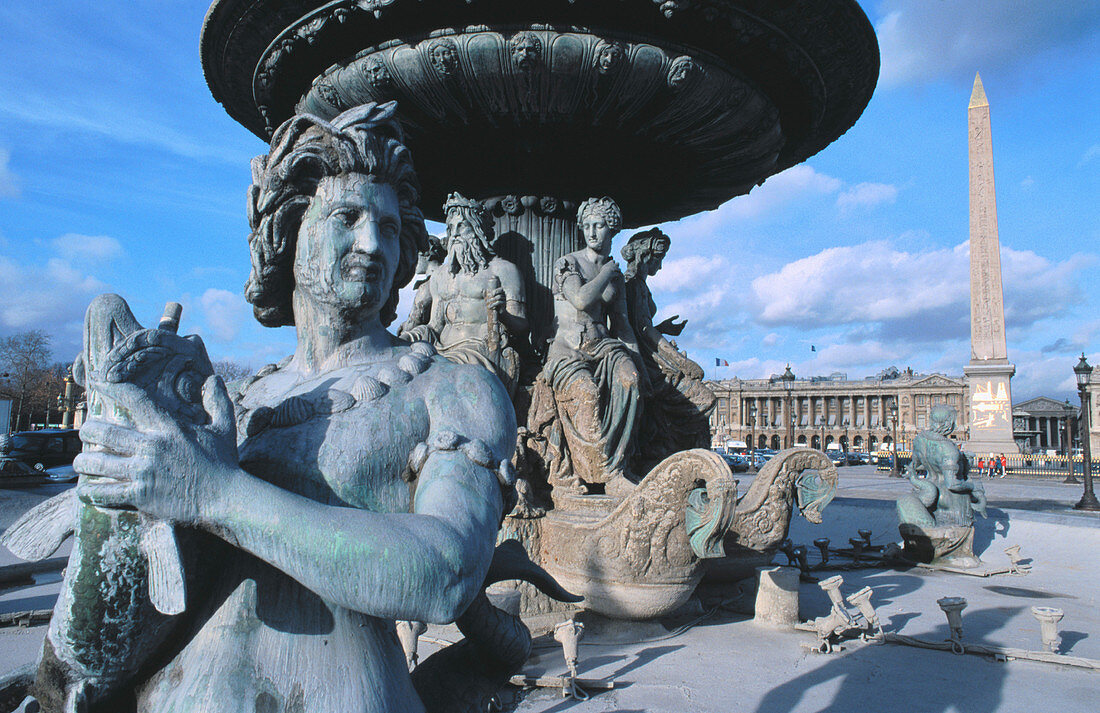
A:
[706, 369, 968, 452]
[1011, 397, 1077, 454]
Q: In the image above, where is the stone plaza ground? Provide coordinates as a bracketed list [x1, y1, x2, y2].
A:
[2, 466, 1097, 712]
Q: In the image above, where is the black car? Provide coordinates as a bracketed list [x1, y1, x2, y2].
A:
[721, 453, 749, 473]
[2, 428, 82, 470]
[0, 456, 49, 487]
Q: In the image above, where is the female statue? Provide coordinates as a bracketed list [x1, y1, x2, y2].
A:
[529, 197, 643, 496]
[621, 228, 716, 468]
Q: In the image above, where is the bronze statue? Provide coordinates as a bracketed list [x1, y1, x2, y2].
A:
[897, 405, 987, 567]
[6, 103, 549, 713]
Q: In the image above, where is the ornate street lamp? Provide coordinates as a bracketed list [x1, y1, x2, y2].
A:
[889, 400, 899, 478]
[1063, 398, 1079, 484]
[781, 364, 795, 449]
[1073, 354, 1099, 511]
[748, 402, 757, 474]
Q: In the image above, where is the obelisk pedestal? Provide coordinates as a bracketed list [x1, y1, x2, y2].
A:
[964, 73, 1019, 456]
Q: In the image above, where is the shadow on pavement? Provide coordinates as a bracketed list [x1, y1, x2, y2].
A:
[754, 606, 1019, 713]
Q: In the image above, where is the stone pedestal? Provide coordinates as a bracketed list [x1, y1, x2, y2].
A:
[899, 522, 980, 568]
[964, 361, 1019, 455]
[753, 566, 800, 627]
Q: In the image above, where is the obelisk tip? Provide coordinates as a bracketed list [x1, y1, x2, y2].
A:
[969, 72, 988, 108]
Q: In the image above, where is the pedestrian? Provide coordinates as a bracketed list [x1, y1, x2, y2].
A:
[987, 454, 996, 479]
[999, 454, 1007, 478]
[977, 456, 985, 475]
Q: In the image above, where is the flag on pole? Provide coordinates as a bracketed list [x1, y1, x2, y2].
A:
[715, 358, 729, 367]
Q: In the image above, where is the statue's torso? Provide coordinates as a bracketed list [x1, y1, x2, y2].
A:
[550, 251, 617, 354]
[137, 352, 448, 713]
[432, 263, 496, 349]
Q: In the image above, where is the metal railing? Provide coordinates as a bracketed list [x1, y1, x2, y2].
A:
[966, 453, 1098, 479]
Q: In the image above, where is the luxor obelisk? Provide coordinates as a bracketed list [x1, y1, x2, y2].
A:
[964, 73, 1019, 455]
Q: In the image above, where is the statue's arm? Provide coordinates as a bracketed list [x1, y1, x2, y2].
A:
[74, 373, 507, 624]
[610, 288, 641, 354]
[398, 279, 434, 338]
[495, 261, 529, 337]
[557, 257, 616, 311]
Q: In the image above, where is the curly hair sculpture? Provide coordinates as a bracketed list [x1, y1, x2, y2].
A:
[576, 196, 623, 234]
[244, 101, 428, 327]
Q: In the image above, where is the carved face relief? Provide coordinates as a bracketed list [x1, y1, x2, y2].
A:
[595, 41, 625, 74]
[580, 213, 614, 255]
[364, 56, 392, 90]
[667, 56, 697, 90]
[294, 173, 401, 318]
[510, 32, 542, 72]
[428, 39, 458, 76]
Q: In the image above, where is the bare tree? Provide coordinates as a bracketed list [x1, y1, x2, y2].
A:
[0, 330, 53, 431]
[213, 359, 253, 384]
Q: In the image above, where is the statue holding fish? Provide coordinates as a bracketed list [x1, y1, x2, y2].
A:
[3, 102, 572, 713]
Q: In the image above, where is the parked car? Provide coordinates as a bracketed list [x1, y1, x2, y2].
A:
[720, 453, 749, 473]
[45, 464, 78, 483]
[0, 456, 49, 487]
[846, 452, 863, 465]
[2, 428, 81, 470]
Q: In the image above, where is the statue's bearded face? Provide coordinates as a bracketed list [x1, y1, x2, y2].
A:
[446, 210, 491, 273]
[294, 173, 401, 319]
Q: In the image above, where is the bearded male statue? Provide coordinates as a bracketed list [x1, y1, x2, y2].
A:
[46, 103, 540, 713]
[399, 193, 527, 396]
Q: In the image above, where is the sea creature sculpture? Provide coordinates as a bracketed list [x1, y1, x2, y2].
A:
[705, 448, 839, 581]
[1, 294, 213, 712]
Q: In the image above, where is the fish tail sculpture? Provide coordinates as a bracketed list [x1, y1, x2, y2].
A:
[1, 294, 214, 712]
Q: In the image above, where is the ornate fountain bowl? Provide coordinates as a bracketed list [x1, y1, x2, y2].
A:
[202, 0, 878, 225]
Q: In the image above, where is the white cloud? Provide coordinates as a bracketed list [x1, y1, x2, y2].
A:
[761, 332, 781, 348]
[748, 240, 1084, 341]
[649, 255, 728, 293]
[0, 256, 107, 349]
[0, 148, 19, 198]
[198, 288, 250, 342]
[876, 1, 1100, 87]
[51, 233, 123, 263]
[1080, 144, 1100, 167]
[678, 165, 842, 236]
[837, 182, 898, 211]
[1010, 351, 1079, 401]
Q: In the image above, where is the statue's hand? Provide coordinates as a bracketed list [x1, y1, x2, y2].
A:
[74, 376, 240, 526]
[655, 315, 687, 336]
[486, 285, 507, 312]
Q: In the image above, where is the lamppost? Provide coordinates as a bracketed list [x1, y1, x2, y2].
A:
[1063, 398, 1079, 484]
[748, 402, 757, 474]
[1072, 354, 1099, 511]
[889, 400, 899, 478]
[781, 364, 795, 449]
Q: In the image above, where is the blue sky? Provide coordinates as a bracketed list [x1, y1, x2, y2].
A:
[0, 1, 1097, 401]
